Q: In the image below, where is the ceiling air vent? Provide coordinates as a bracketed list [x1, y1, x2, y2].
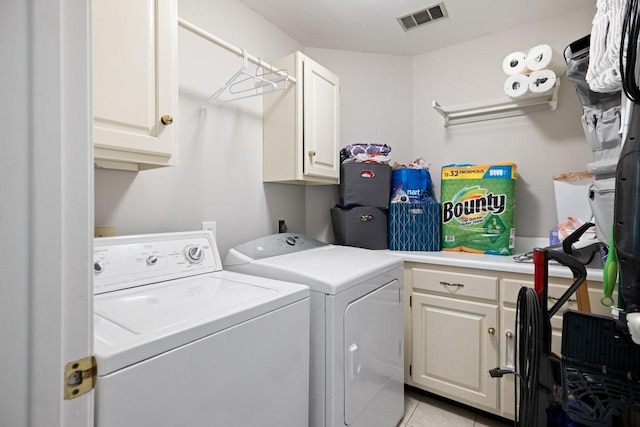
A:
[397, 2, 448, 31]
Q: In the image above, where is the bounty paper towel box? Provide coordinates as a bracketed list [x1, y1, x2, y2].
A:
[440, 162, 517, 255]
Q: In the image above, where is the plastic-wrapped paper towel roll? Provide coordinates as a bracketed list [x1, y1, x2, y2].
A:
[502, 51, 529, 75]
[526, 44, 566, 76]
[528, 70, 557, 94]
[504, 74, 530, 98]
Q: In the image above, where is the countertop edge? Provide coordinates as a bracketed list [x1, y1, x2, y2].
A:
[386, 250, 604, 282]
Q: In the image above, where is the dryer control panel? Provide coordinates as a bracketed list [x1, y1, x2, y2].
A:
[225, 233, 328, 264]
[93, 231, 222, 295]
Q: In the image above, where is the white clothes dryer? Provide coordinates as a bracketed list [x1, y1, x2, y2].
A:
[93, 231, 310, 427]
[225, 233, 404, 427]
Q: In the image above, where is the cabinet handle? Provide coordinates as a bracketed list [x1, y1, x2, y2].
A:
[439, 281, 464, 288]
[488, 327, 496, 335]
[504, 329, 515, 369]
[160, 115, 174, 125]
[308, 150, 316, 157]
[548, 296, 577, 303]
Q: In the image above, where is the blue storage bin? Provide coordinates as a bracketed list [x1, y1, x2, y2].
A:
[388, 200, 440, 251]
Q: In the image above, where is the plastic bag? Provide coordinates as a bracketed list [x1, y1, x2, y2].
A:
[391, 158, 434, 201]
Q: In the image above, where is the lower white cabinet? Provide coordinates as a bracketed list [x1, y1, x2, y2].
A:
[411, 293, 499, 411]
[407, 266, 499, 412]
[404, 262, 607, 421]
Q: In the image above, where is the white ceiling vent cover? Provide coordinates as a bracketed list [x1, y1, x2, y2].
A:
[397, 2, 449, 31]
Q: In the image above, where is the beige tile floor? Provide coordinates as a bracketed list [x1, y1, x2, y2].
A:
[398, 387, 512, 427]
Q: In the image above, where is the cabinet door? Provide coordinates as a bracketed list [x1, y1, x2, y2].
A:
[411, 293, 499, 411]
[303, 57, 340, 179]
[502, 277, 579, 356]
[92, 0, 177, 169]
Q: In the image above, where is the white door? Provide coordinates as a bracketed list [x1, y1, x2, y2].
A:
[344, 280, 403, 425]
[2, 1, 93, 426]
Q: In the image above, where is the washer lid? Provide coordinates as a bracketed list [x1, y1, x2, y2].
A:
[94, 270, 308, 376]
[226, 245, 403, 294]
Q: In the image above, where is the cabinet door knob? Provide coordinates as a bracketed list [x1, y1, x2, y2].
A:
[505, 330, 513, 339]
[160, 115, 174, 125]
[488, 327, 496, 335]
[308, 150, 316, 157]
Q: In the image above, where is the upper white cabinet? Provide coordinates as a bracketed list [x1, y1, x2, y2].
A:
[92, 0, 178, 171]
[263, 52, 340, 184]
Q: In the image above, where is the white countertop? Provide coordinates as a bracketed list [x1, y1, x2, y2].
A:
[388, 250, 603, 282]
[385, 236, 604, 282]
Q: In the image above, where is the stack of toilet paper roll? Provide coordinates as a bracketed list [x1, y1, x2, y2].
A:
[502, 44, 566, 98]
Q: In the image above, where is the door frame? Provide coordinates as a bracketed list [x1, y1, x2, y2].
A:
[1, 0, 93, 425]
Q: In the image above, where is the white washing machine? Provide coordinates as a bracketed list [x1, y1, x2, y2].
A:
[225, 233, 404, 427]
[93, 231, 310, 427]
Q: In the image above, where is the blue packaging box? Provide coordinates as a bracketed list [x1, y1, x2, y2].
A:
[388, 200, 440, 251]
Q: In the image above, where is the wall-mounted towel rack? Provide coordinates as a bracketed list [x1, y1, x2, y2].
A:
[177, 17, 296, 104]
[432, 81, 560, 127]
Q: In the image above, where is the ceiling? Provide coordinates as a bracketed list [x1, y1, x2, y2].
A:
[235, 0, 594, 56]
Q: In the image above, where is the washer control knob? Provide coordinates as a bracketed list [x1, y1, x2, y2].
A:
[93, 260, 105, 274]
[285, 236, 296, 246]
[185, 245, 204, 264]
[146, 255, 158, 266]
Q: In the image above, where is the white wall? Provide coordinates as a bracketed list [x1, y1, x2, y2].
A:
[95, 0, 417, 251]
[413, 5, 597, 238]
[95, 0, 599, 249]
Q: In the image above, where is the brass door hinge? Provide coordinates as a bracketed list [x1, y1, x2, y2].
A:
[64, 356, 97, 400]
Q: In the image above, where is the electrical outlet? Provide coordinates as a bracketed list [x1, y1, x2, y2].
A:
[94, 226, 116, 237]
[201, 221, 217, 241]
[277, 220, 287, 233]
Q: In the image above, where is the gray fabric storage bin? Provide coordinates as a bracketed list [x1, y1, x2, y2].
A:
[330, 206, 388, 249]
[339, 163, 391, 208]
[588, 177, 615, 244]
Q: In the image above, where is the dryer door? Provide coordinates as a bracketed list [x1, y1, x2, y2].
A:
[344, 279, 402, 425]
